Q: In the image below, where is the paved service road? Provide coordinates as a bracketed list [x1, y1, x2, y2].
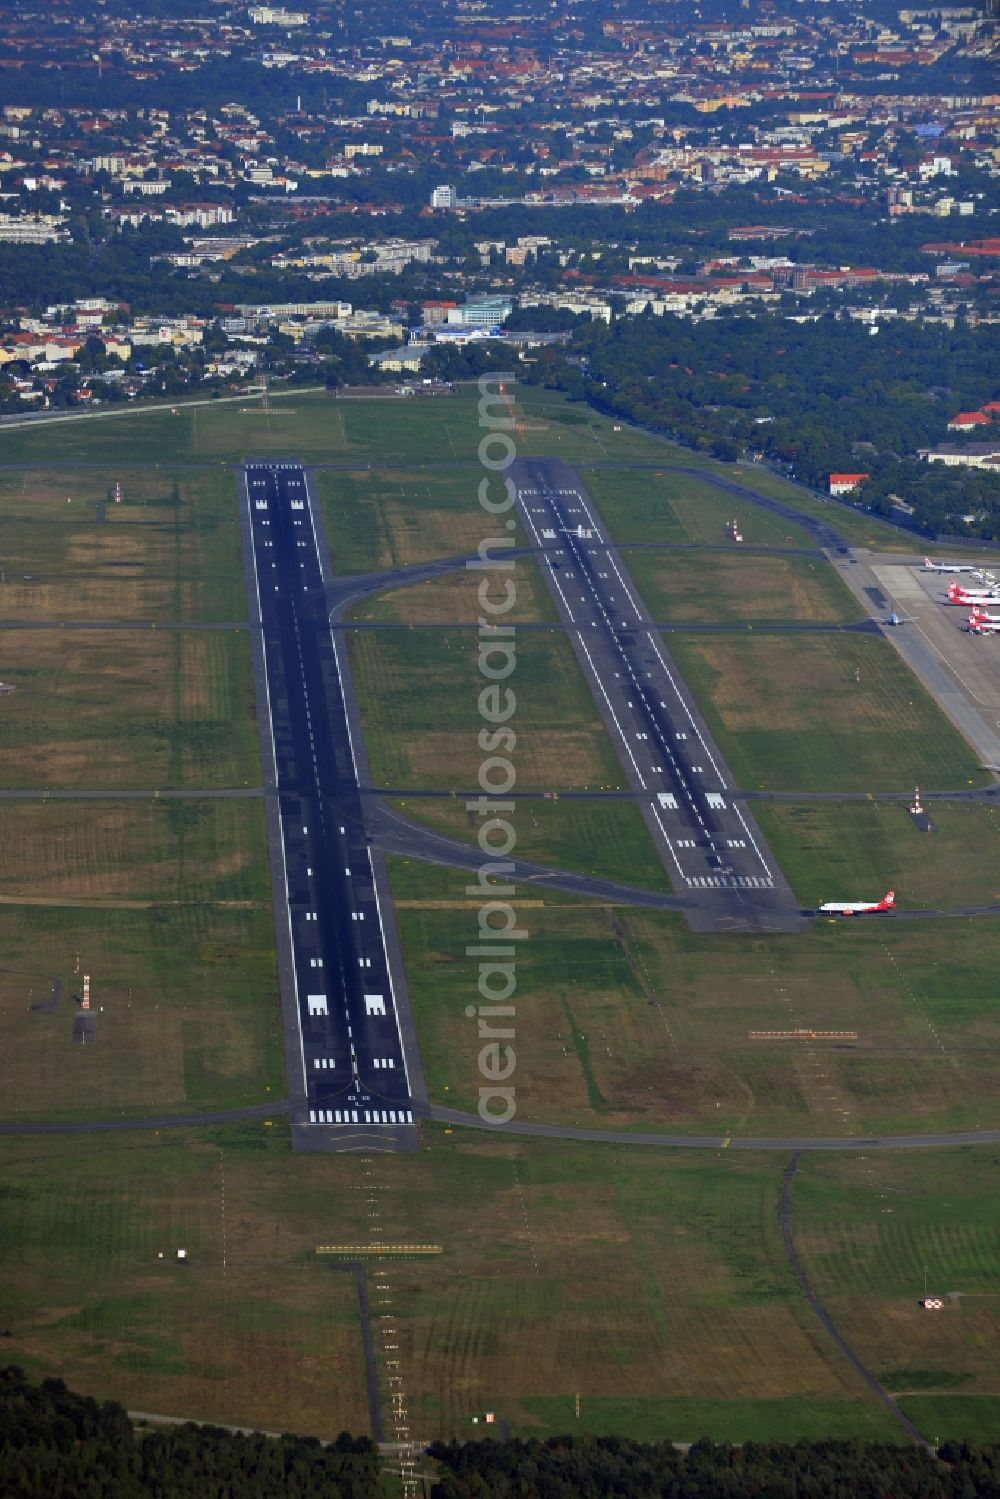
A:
[427, 1104, 1000, 1153]
[513, 458, 804, 934]
[4, 1097, 1000, 1153]
[242, 461, 423, 1151]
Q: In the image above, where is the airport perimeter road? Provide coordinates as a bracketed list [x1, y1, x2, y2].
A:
[242, 461, 423, 1151]
[513, 458, 803, 934]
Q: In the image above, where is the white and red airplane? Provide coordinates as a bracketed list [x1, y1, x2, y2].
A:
[924, 556, 981, 574]
[818, 891, 895, 916]
[946, 581, 1000, 605]
[969, 604, 1000, 625]
[967, 611, 1000, 635]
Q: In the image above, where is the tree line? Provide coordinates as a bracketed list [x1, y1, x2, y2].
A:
[0, 1367, 381, 1499]
[4, 1368, 1000, 1498]
[428, 1433, 1000, 1498]
[526, 309, 1000, 538]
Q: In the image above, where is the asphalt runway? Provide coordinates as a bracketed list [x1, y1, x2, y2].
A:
[512, 458, 804, 934]
[242, 461, 424, 1151]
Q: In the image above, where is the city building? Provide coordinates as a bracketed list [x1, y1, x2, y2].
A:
[828, 473, 870, 495]
[447, 297, 513, 329]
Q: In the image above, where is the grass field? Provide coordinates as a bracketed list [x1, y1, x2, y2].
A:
[388, 857, 1000, 1138]
[348, 627, 625, 791]
[4, 1127, 994, 1447]
[0, 388, 920, 560]
[0, 1127, 907, 1445]
[347, 560, 557, 626]
[0, 627, 259, 789]
[4, 387, 999, 1450]
[792, 1150, 1000, 1442]
[0, 1128, 372, 1434]
[581, 467, 817, 550]
[0, 902, 282, 1120]
[514, 1395, 898, 1444]
[753, 799, 1000, 911]
[668, 633, 989, 792]
[317, 467, 528, 577]
[387, 794, 668, 891]
[622, 548, 864, 625]
[0, 469, 248, 623]
[0, 796, 268, 905]
[0, 388, 673, 471]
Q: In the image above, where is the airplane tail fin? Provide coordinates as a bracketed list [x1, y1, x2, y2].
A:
[879, 891, 895, 910]
[924, 557, 933, 568]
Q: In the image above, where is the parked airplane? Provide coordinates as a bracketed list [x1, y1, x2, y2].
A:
[967, 611, 1000, 635]
[924, 556, 981, 574]
[946, 582, 1000, 605]
[969, 604, 1000, 624]
[818, 891, 895, 916]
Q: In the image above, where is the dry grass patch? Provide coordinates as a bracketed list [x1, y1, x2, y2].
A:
[380, 499, 497, 570]
[670, 634, 986, 791]
[0, 798, 268, 903]
[403, 726, 617, 792]
[351, 628, 624, 791]
[623, 550, 863, 625]
[350, 564, 555, 626]
[692, 638, 873, 734]
[0, 468, 246, 623]
[318, 467, 524, 575]
[0, 628, 259, 788]
[1, 521, 173, 622]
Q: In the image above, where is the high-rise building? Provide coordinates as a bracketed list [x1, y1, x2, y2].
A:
[430, 184, 456, 209]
